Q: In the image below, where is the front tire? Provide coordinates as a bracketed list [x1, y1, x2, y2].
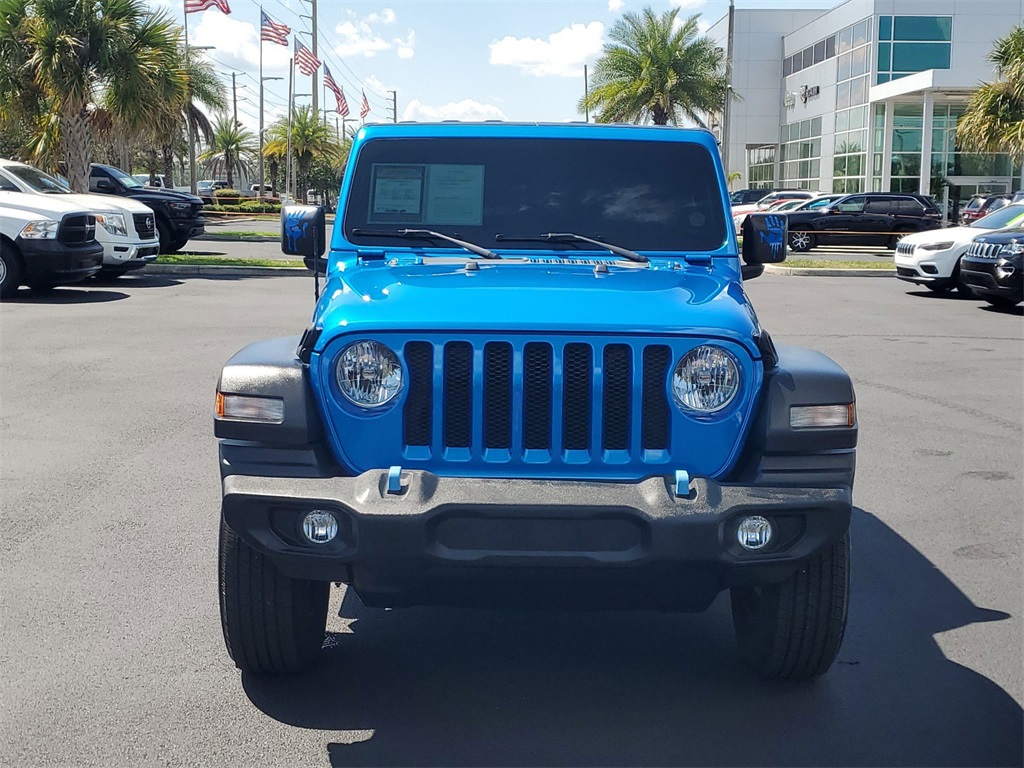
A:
[731, 532, 850, 680]
[984, 295, 1021, 307]
[218, 518, 329, 675]
[788, 230, 814, 252]
[0, 243, 23, 298]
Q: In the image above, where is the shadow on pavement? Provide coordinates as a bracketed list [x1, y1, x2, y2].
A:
[91, 274, 184, 289]
[242, 508, 1022, 767]
[3, 286, 129, 304]
[979, 303, 1024, 317]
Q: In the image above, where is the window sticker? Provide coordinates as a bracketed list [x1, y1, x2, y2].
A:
[370, 164, 425, 222]
[424, 164, 485, 226]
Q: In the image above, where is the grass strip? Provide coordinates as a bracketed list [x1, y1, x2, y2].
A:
[159, 254, 305, 268]
[202, 230, 279, 238]
[781, 259, 894, 270]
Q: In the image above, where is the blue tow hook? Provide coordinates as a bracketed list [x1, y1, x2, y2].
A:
[674, 469, 692, 498]
[387, 465, 404, 495]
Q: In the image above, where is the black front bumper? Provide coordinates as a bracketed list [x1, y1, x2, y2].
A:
[16, 238, 104, 283]
[222, 470, 851, 611]
[170, 216, 205, 239]
[961, 255, 1023, 302]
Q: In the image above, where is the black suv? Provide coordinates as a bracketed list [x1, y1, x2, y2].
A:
[729, 188, 772, 205]
[88, 164, 205, 253]
[785, 192, 942, 252]
[960, 228, 1023, 307]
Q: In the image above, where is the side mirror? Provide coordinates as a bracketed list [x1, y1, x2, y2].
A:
[741, 213, 787, 272]
[281, 204, 326, 261]
[95, 178, 114, 192]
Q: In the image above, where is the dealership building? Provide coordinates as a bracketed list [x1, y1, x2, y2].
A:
[707, 0, 1023, 208]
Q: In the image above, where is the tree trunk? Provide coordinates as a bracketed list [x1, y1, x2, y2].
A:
[62, 99, 91, 192]
[162, 144, 175, 188]
[651, 105, 669, 126]
[226, 149, 234, 188]
[269, 159, 278, 197]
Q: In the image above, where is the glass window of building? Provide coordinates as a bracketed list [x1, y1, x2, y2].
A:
[877, 16, 952, 83]
[779, 118, 821, 190]
[833, 18, 872, 192]
[747, 146, 776, 189]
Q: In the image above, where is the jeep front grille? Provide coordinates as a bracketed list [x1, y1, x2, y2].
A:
[967, 242, 1003, 260]
[896, 242, 915, 256]
[402, 338, 673, 456]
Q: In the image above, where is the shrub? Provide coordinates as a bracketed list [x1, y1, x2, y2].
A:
[213, 188, 242, 198]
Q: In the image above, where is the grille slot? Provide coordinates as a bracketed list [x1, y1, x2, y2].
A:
[562, 343, 592, 451]
[403, 342, 433, 446]
[483, 342, 513, 449]
[443, 342, 473, 448]
[523, 343, 553, 450]
[602, 345, 632, 450]
[968, 242, 1003, 260]
[641, 346, 671, 450]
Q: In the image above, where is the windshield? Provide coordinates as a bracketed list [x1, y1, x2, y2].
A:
[5, 165, 71, 194]
[344, 138, 728, 253]
[105, 166, 144, 188]
[972, 203, 1024, 229]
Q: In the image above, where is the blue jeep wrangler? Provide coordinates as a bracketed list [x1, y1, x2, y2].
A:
[215, 123, 857, 680]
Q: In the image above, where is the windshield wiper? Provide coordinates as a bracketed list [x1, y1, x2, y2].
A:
[351, 228, 501, 260]
[494, 232, 648, 263]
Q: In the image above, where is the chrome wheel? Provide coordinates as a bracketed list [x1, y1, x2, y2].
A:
[789, 231, 813, 252]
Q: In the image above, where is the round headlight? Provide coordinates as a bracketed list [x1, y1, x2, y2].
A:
[672, 345, 740, 413]
[335, 341, 403, 407]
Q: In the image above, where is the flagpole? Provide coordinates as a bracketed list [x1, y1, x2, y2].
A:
[258, 6, 264, 200]
[286, 57, 294, 202]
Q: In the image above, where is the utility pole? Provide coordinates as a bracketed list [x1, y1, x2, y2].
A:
[721, 0, 735, 180]
[232, 72, 238, 126]
[388, 90, 397, 123]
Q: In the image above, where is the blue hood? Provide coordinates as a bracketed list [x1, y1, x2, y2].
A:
[311, 259, 761, 358]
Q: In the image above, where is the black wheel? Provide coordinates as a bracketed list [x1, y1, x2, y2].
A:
[169, 236, 190, 253]
[953, 262, 975, 297]
[0, 242, 24, 298]
[984, 295, 1021, 307]
[888, 228, 914, 249]
[27, 280, 56, 295]
[788, 230, 814, 252]
[156, 219, 176, 254]
[218, 518, 329, 675]
[731, 532, 850, 681]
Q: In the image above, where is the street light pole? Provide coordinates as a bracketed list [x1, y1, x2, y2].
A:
[721, 0, 735, 182]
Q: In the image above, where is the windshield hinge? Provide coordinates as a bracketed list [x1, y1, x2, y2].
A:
[356, 249, 386, 261]
[682, 254, 713, 266]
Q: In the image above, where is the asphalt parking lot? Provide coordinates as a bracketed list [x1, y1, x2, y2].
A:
[1, 272, 1021, 766]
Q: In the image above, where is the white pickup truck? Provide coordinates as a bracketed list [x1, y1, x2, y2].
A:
[0, 198, 104, 297]
[0, 159, 160, 276]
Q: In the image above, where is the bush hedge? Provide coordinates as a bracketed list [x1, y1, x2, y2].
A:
[206, 201, 282, 214]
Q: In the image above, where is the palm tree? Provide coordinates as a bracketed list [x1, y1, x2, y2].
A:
[579, 7, 728, 126]
[957, 25, 1024, 161]
[0, 0, 181, 191]
[199, 115, 257, 188]
[264, 106, 342, 201]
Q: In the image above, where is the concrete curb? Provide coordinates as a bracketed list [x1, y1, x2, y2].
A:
[147, 264, 308, 277]
[193, 234, 278, 242]
[765, 265, 895, 277]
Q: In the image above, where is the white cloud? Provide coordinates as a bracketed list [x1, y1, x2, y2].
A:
[669, 0, 706, 8]
[489, 22, 605, 78]
[333, 9, 414, 59]
[402, 98, 507, 122]
[608, 0, 623, 9]
[697, 19, 711, 34]
[189, 12, 290, 74]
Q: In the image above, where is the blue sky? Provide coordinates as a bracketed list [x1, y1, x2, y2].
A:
[153, 0, 833, 132]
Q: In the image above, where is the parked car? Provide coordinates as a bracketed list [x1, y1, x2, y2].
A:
[0, 198, 103, 297]
[960, 227, 1024, 307]
[785, 192, 942, 252]
[961, 193, 1011, 225]
[733, 190, 819, 229]
[0, 159, 160, 276]
[133, 173, 167, 188]
[214, 122, 858, 682]
[729, 188, 772, 205]
[89, 164, 205, 253]
[1011, 190, 1024, 204]
[250, 184, 275, 196]
[895, 203, 1024, 295]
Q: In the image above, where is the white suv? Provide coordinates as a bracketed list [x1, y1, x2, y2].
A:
[0, 159, 160, 276]
[895, 203, 1024, 295]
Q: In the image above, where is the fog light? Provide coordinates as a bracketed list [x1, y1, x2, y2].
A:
[737, 516, 773, 550]
[302, 510, 338, 544]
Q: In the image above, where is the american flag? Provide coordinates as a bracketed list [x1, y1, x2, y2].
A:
[294, 38, 321, 76]
[260, 11, 290, 46]
[360, 90, 370, 119]
[184, 0, 230, 14]
[324, 66, 349, 117]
